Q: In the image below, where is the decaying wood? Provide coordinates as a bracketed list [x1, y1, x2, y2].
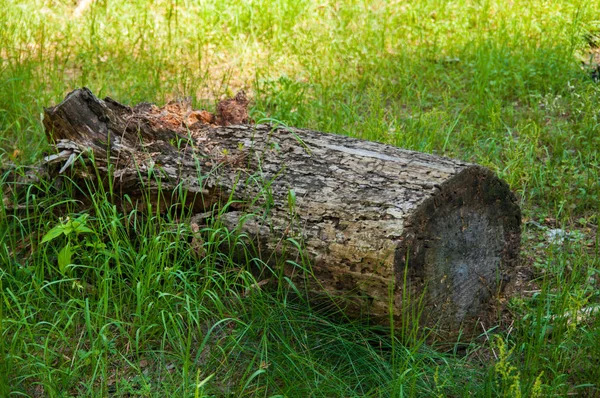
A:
[37, 88, 520, 338]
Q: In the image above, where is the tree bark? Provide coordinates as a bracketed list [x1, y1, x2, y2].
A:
[40, 88, 521, 338]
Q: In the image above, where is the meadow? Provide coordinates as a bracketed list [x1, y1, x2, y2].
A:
[1, 0, 599, 396]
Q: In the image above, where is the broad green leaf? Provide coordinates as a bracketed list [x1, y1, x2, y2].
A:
[58, 243, 73, 275]
[72, 214, 93, 234]
[74, 225, 94, 234]
[41, 225, 65, 243]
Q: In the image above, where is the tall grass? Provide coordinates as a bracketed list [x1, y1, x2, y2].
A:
[1, 0, 599, 396]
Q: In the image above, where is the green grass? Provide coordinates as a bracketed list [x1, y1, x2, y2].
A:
[1, 0, 600, 396]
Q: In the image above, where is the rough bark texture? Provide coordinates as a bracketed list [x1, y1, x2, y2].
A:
[40, 88, 521, 338]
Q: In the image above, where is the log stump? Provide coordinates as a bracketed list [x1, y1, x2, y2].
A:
[41, 88, 521, 339]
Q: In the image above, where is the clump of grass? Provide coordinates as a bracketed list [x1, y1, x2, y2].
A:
[0, 162, 452, 396]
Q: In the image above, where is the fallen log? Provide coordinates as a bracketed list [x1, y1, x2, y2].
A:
[39, 88, 520, 338]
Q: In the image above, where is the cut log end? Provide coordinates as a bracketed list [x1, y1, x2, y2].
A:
[393, 166, 521, 336]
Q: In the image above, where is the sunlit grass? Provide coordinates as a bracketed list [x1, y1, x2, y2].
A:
[1, 0, 600, 396]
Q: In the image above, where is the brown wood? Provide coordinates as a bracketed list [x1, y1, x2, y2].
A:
[40, 87, 521, 338]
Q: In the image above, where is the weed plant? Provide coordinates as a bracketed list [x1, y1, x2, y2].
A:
[1, 0, 599, 396]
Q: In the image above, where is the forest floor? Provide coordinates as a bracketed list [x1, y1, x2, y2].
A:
[1, 0, 599, 396]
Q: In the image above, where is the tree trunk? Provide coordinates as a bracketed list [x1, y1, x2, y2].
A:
[41, 88, 521, 338]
